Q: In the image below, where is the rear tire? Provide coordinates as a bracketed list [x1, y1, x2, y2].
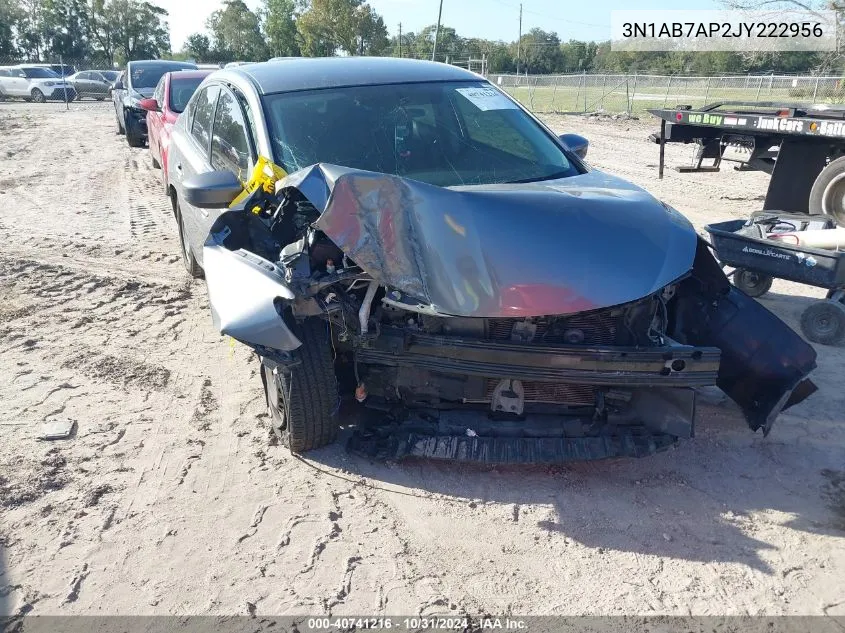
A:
[31, 88, 45, 103]
[800, 299, 845, 345]
[732, 268, 773, 298]
[809, 156, 845, 225]
[263, 318, 339, 453]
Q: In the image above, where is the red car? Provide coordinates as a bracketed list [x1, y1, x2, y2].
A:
[141, 70, 213, 193]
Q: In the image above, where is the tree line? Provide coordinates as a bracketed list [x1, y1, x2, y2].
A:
[0, 0, 836, 74]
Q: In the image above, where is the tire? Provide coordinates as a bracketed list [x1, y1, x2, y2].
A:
[800, 299, 845, 345]
[175, 199, 203, 278]
[125, 114, 145, 148]
[30, 88, 45, 103]
[809, 156, 845, 225]
[96, 97, 105, 101]
[263, 318, 339, 453]
[732, 268, 773, 298]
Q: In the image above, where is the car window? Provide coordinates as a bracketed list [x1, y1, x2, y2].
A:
[76, 71, 88, 80]
[22, 67, 58, 78]
[169, 76, 206, 114]
[102, 71, 119, 82]
[210, 90, 252, 177]
[14, 69, 26, 78]
[154, 76, 165, 106]
[130, 64, 196, 90]
[263, 81, 579, 187]
[91, 72, 104, 82]
[190, 86, 219, 155]
[0, 70, 7, 78]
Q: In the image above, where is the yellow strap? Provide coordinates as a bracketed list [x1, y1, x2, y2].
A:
[229, 156, 288, 208]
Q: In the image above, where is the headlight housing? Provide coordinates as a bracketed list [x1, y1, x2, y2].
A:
[44, 81, 56, 87]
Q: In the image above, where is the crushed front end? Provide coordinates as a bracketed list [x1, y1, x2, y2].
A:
[200, 164, 818, 463]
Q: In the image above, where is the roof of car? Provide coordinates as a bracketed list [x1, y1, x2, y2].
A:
[127, 60, 197, 69]
[167, 69, 215, 81]
[230, 57, 481, 95]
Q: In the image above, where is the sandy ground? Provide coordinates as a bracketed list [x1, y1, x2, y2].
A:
[0, 102, 844, 618]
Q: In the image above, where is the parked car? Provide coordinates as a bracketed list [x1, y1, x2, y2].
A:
[168, 58, 817, 461]
[0, 65, 75, 102]
[112, 59, 197, 147]
[26, 63, 77, 77]
[67, 70, 120, 100]
[141, 69, 213, 191]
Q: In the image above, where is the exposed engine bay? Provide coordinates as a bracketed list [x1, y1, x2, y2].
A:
[197, 163, 818, 463]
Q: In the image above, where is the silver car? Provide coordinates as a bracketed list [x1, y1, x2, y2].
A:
[167, 58, 817, 461]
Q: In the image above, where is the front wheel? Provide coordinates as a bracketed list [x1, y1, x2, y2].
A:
[263, 318, 339, 453]
[31, 88, 45, 103]
[175, 199, 203, 278]
[732, 268, 773, 298]
[125, 114, 144, 147]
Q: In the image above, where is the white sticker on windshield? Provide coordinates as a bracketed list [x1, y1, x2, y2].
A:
[455, 87, 519, 111]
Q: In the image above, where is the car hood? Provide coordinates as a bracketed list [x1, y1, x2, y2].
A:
[283, 164, 698, 318]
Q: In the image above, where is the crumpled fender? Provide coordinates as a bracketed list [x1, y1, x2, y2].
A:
[202, 213, 301, 352]
[672, 239, 817, 434]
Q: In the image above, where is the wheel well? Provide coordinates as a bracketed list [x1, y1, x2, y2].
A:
[168, 186, 178, 217]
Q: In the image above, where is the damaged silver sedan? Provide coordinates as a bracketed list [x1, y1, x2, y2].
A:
[167, 58, 817, 463]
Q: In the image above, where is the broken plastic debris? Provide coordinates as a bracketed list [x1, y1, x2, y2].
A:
[355, 383, 368, 403]
[41, 419, 76, 440]
[466, 428, 478, 437]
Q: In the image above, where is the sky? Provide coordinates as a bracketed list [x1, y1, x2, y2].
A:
[153, 0, 722, 52]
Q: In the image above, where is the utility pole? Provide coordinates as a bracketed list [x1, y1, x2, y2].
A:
[432, 0, 443, 62]
[399, 22, 402, 58]
[516, 3, 522, 76]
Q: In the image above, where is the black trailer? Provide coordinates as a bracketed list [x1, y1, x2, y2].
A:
[650, 101, 845, 223]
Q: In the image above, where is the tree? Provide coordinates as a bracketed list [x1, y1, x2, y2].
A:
[514, 28, 562, 74]
[411, 24, 462, 61]
[41, 0, 90, 60]
[86, 0, 117, 65]
[0, 0, 22, 57]
[297, 0, 387, 56]
[262, 0, 300, 57]
[184, 32, 211, 61]
[207, 0, 267, 61]
[109, 0, 169, 63]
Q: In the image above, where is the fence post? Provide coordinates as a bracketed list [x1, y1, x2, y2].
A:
[60, 55, 69, 111]
[755, 75, 763, 102]
[629, 72, 638, 115]
[663, 74, 673, 108]
[703, 76, 711, 106]
[550, 74, 559, 112]
[574, 72, 583, 112]
[768, 73, 774, 99]
[600, 73, 607, 110]
[813, 75, 820, 102]
[583, 71, 587, 112]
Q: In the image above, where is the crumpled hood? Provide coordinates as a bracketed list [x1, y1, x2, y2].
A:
[284, 164, 697, 317]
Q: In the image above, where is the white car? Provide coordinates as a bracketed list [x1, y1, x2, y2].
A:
[0, 65, 76, 102]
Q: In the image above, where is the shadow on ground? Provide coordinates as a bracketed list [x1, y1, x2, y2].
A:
[298, 398, 845, 575]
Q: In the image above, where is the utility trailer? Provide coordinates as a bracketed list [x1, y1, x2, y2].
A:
[650, 101, 845, 223]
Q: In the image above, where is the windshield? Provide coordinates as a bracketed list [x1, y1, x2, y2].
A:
[263, 81, 580, 187]
[131, 64, 192, 89]
[169, 76, 205, 113]
[22, 67, 58, 79]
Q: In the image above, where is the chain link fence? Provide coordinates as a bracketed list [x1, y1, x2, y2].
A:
[494, 72, 845, 116]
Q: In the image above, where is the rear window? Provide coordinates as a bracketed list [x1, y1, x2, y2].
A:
[169, 76, 206, 113]
[131, 64, 195, 89]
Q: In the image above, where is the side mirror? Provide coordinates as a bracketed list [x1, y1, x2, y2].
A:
[183, 171, 243, 209]
[139, 98, 159, 112]
[559, 133, 589, 160]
